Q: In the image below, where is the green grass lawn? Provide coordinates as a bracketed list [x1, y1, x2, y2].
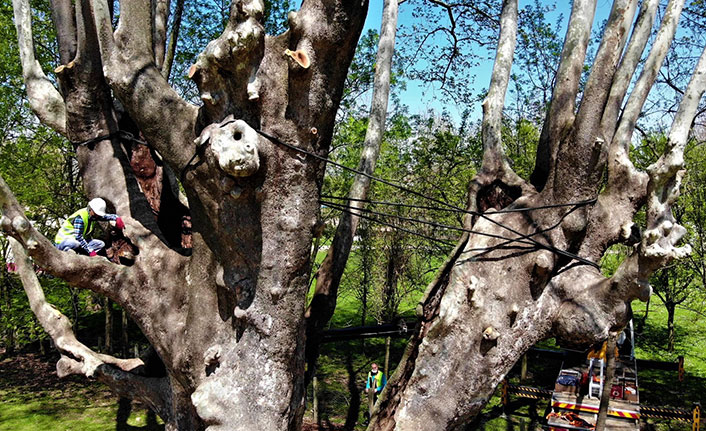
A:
[0, 354, 162, 431]
[2, 297, 705, 430]
[0, 386, 163, 431]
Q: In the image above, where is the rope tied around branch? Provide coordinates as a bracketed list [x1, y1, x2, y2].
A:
[250, 126, 600, 269]
[71, 130, 149, 149]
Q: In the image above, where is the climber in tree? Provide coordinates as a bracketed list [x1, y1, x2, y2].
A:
[54, 198, 125, 256]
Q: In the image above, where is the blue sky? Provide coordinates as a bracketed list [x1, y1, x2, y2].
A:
[361, 0, 615, 123]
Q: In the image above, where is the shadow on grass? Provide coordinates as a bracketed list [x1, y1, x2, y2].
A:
[116, 397, 164, 431]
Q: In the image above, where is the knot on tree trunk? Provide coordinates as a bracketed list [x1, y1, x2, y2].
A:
[197, 116, 260, 177]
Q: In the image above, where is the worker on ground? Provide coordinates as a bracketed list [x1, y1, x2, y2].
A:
[54, 198, 124, 256]
[365, 362, 386, 402]
[363, 362, 386, 424]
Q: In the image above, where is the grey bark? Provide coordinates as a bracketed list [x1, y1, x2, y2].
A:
[161, 0, 185, 81]
[5, 0, 706, 430]
[13, 0, 67, 136]
[6, 0, 368, 429]
[532, 0, 596, 190]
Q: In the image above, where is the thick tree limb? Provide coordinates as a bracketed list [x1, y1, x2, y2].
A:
[49, 0, 77, 65]
[610, 45, 706, 301]
[89, 0, 198, 173]
[601, 0, 659, 142]
[552, 0, 638, 202]
[115, 0, 155, 60]
[531, 0, 596, 190]
[7, 236, 173, 422]
[612, 0, 685, 148]
[469, 0, 533, 216]
[12, 0, 67, 136]
[304, 0, 399, 385]
[580, 0, 684, 261]
[480, 0, 518, 173]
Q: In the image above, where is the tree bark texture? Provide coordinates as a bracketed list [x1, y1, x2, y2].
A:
[367, 1, 706, 430]
[3, 0, 706, 430]
[5, 0, 368, 429]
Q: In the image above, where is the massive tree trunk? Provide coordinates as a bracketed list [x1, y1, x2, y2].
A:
[4, 0, 367, 429]
[2, 0, 705, 430]
[367, 0, 706, 430]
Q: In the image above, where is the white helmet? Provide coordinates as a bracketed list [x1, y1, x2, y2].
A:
[88, 198, 107, 216]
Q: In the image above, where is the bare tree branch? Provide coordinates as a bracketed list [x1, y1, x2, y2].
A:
[467, 0, 533, 216]
[552, 0, 638, 201]
[531, 0, 596, 190]
[304, 0, 399, 385]
[162, 0, 185, 80]
[613, 0, 685, 147]
[153, 0, 169, 70]
[88, 0, 199, 174]
[7, 236, 173, 422]
[580, 0, 684, 261]
[480, 0, 518, 173]
[12, 0, 67, 136]
[49, 0, 77, 65]
[601, 0, 659, 143]
[611, 45, 706, 301]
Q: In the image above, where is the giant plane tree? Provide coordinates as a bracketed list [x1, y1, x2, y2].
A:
[1, 0, 705, 430]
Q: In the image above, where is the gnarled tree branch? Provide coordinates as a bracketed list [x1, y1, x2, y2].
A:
[7, 236, 173, 422]
[611, 44, 706, 304]
[580, 0, 685, 261]
[190, 0, 265, 123]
